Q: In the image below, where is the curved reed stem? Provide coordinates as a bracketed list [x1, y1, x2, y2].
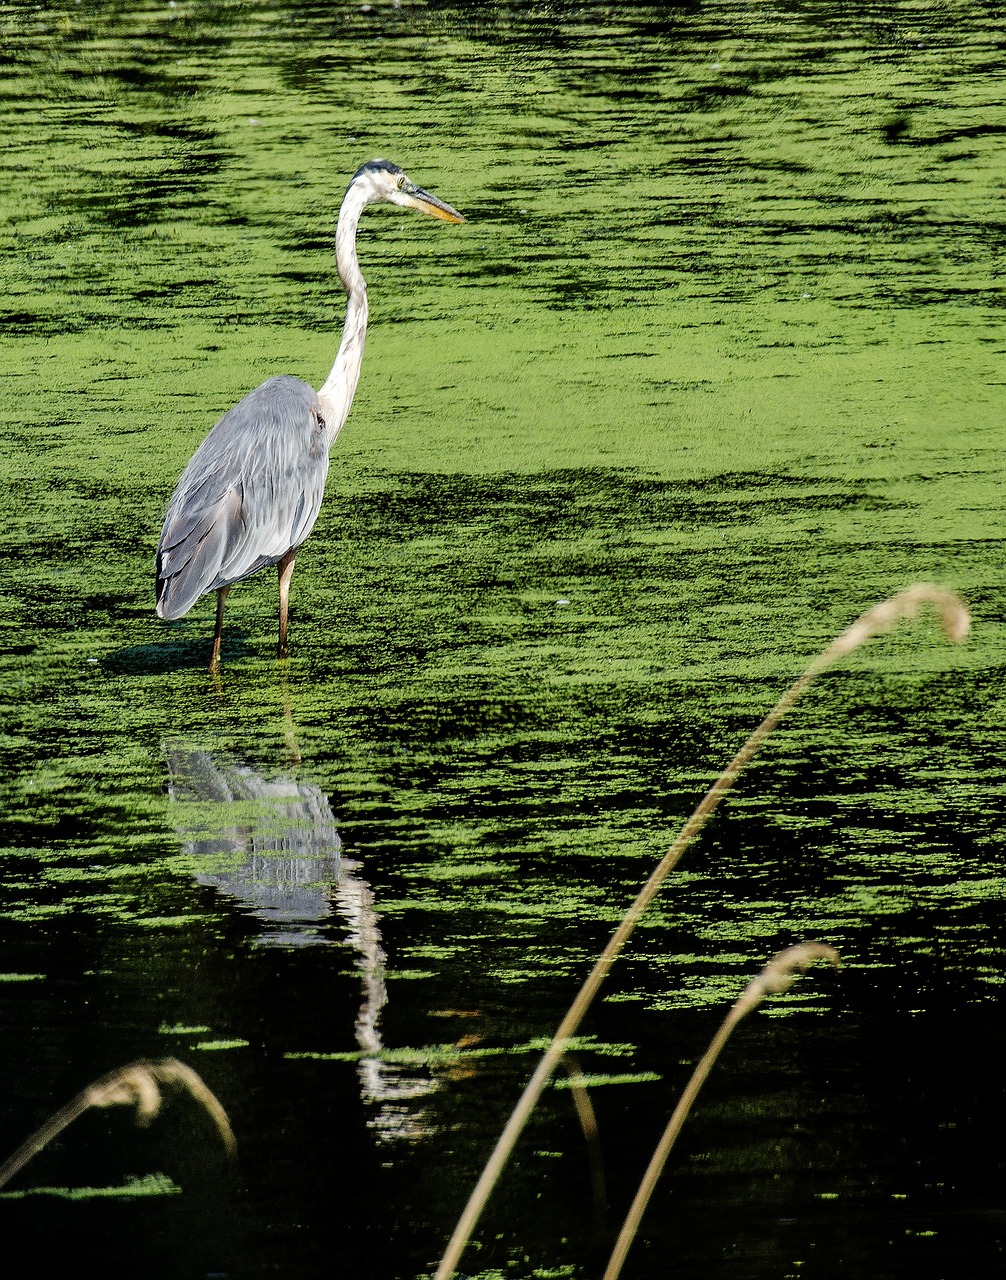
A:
[561, 1054, 607, 1224]
[433, 585, 968, 1280]
[0, 1058, 236, 1191]
[602, 943, 840, 1280]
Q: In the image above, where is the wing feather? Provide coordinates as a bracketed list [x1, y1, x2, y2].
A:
[156, 376, 329, 620]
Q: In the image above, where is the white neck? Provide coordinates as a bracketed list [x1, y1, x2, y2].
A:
[318, 181, 371, 442]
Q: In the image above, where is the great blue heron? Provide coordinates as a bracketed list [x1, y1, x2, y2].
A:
[155, 159, 464, 669]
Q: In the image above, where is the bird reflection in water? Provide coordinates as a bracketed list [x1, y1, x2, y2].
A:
[163, 744, 434, 1142]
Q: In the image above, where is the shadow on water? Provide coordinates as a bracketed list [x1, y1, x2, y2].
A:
[104, 633, 257, 675]
[341, 467, 908, 541]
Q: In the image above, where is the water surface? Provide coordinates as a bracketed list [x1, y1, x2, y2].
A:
[0, 2, 1004, 1277]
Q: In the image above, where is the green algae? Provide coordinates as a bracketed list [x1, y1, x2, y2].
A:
[551, 1071, 661, 1089]
[284, 1035, 639, 1067]
[0, 1173, 182, 1201]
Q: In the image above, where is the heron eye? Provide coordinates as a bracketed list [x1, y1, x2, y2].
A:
[397, 175, 406, 190]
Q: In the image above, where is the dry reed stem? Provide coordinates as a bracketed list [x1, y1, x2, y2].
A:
[0, 1057, 237, 1191]
[433, 585, 968, 1280]
[561, 1054, 607, 1224]
[602, 943, 840, 1280]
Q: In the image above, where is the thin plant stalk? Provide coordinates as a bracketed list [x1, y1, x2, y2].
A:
[433, 585, 968, 1280]
[561, 1054, 606, 1225]
[602, 943, 840, 1280]
[0, 1057, 236, 1190]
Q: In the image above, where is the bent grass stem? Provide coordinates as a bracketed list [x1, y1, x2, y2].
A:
[602, 943, 840, 1280]
[433, 584, 969, 1280]
[562, 1053, 607, 1225]
[0, 1058, 236, 1191]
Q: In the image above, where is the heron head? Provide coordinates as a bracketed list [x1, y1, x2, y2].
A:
[350, 159, 465, 223]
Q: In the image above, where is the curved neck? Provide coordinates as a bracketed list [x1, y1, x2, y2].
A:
[318, 182, 370, 442]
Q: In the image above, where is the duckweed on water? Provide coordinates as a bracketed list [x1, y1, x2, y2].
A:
[0, 1173, 182, 1201]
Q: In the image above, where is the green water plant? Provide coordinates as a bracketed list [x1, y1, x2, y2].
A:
[0, 1057, 236, 1192]
[602, 942, 840, 1280]
[433, 584, 969, 1280]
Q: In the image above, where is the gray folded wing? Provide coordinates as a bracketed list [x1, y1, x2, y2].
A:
[156, 375, 330, 620]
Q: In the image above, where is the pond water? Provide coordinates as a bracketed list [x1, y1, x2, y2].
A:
[1, 1, 1005, 1276]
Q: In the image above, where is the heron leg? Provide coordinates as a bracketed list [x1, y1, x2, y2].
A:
[210, 585, 231, 672]
[277, 550, 297, 659]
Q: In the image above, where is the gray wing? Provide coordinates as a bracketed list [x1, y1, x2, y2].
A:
[156, 375, 330, 620]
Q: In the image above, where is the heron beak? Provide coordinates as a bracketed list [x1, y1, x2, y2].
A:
[402, 185, 465, 224]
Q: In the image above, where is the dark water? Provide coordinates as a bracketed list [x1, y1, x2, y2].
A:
[1, 1, 1005, 1276]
